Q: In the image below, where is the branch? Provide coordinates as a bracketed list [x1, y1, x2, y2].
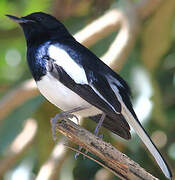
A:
[0, 119, 37, 176]
[56, 118, 159, 180]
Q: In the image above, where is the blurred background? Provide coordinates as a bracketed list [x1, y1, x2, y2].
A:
[0, 0, 175, 179]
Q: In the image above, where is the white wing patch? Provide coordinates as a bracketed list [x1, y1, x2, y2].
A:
[48, 45, 88, 84]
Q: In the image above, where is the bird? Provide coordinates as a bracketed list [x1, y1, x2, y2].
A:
[6, 12, 172, 179]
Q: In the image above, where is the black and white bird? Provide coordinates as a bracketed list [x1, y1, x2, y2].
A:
[6, 12, 172, 179]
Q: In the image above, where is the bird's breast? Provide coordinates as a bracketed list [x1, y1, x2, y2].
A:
[36, 73, 102, 117]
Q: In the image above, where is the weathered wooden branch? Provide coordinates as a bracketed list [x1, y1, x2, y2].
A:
[56, 118, 159, 180]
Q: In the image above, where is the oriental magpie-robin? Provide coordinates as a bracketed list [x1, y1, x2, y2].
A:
[6, 12, 172, 179]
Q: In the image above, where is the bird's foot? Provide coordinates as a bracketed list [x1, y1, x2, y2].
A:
[51, 111, 79, 141]
[50, 106, 87, 142]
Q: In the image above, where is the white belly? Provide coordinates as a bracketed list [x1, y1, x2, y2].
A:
[36, 73, 102, 117]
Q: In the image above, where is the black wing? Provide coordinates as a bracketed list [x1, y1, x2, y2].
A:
[48, 59, 131, 140]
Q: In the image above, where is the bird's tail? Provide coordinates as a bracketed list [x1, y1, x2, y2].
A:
[121, 102, 172, 179]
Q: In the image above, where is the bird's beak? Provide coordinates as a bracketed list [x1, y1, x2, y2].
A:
[5, 14, 34, 24]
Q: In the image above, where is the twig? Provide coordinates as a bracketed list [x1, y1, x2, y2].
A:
[0, 119, 37, 176]
[36, 138, 70, 180]
[56, 118, 159, 180]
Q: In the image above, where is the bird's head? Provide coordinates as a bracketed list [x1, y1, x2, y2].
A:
[6, 12, 71, 45]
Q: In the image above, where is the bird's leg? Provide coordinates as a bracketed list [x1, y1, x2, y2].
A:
[83, 113, 106, 156]
[94, 113, 106, 137]
[51, 106, 87, 141]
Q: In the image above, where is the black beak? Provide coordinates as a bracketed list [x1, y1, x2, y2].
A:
[5, 14, 34, 24]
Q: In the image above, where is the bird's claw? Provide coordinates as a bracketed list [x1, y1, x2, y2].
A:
[51, 112, 79, 142]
